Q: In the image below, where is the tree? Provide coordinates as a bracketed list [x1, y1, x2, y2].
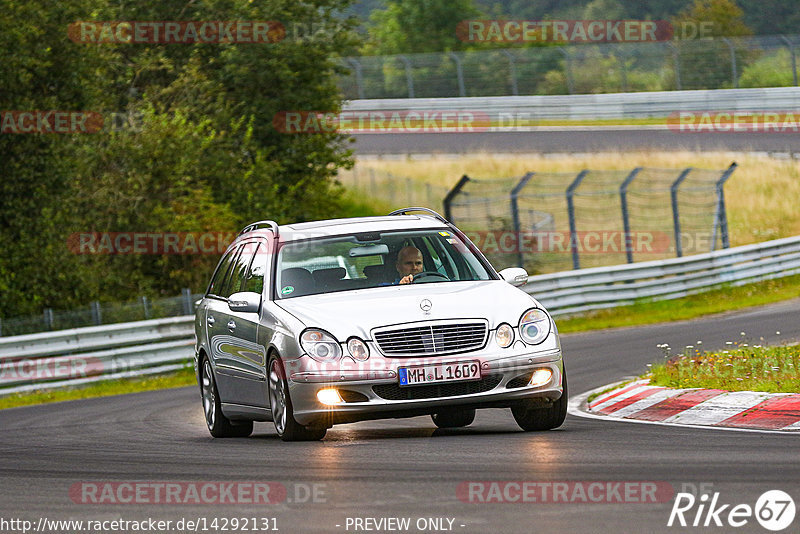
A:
[1, 0, 365, 317]
[364, 0, 483, 55]
[672, 0, 752, 39]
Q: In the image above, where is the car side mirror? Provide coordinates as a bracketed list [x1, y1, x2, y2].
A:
[499, 267, 529, 287]
[228, 292, 261, 313]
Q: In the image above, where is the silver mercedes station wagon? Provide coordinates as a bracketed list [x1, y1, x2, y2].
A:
[194, 208, 566, 441]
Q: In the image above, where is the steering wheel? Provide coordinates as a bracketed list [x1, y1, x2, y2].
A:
[411, 271, 450, 283]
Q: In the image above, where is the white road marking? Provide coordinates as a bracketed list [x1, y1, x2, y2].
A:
[661, 391, 772, 426]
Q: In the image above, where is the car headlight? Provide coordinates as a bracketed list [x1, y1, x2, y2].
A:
[519, 308, 551, 345]
[347, 337, 370, 361]
[300, 329, 342, 362]
[495, 323, 514, 348]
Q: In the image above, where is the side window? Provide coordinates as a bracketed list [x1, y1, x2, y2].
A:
[208, 246, 240, 297]
[221, 243, 256, 298]
[243, 243, 266, 294]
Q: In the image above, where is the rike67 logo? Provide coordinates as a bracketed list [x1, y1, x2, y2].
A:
[668, 490, 795, 531]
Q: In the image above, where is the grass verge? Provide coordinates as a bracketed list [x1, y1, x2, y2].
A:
[648, 343, 800, 393]
[555, 274, 800, 333]
[0, 366, 196, 411]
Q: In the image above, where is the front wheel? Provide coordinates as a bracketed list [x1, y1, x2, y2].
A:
[511, 365, 568, 431]
[268, 356, 327, 441]
[201, 357, 253, 438]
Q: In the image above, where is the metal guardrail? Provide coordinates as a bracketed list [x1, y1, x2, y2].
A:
[527, 235, 800, 316]
[1, 235, 798, 395]
[343, 86, 800, 122]
[0, 316, 195, 396]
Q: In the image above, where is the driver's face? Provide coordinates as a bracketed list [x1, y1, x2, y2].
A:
[396, 249, 424, 276]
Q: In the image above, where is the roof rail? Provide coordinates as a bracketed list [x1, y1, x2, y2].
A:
[388, 207, 450, 224]
[238, 220, 280, 238]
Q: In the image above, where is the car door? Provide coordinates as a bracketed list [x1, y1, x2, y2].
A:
[206, 241, 268, 407]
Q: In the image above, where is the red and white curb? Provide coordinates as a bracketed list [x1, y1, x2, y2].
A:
[569, 379, 800, 433]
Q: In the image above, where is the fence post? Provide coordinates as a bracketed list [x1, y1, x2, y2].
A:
[44, 308, 54, 331]
[501, 49, 519, 96]
[443, 175, 471, 222]
[557, 47, 575, 94]
[91, 301, 103, 325]
[617, 47, 628, 92]
[669, 42, 682, 91]
[619, 167, 642, 264]
[345, 58, 365, 99]
[510, 173, 535, 268]
[566, 170, 589, 270]
[712, 163, 738, 251]
[0, 317, 3, 337]
[722, 38, 738, 88]
[397, 55, 415, 98]
[449, 52, 466, 97]
[670, 168, 693, 257]
[780, 36, 799, 87]
[182, 288, 193, 316]
[141, 295, 151, 320]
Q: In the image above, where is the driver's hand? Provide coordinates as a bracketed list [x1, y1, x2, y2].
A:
[399, 274, 414, 285]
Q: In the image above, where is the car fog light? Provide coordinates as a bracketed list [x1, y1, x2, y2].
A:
[495, 323, 514, 348]
[528, 368, 552, 387]
[317, 388, 344, 405]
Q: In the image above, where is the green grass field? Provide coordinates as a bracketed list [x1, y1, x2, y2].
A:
[648, 343, 800, 393]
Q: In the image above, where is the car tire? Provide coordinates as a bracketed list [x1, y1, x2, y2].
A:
[431, 408, 476, 428]
[268, 355, 327, 442]
[511, 365, 568, 432]
[201, 357, 253, 438]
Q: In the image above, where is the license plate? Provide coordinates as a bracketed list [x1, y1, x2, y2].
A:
[398, 361, 481, 387]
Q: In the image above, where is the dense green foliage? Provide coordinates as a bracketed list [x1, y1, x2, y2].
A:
[1, 0, 364, 317]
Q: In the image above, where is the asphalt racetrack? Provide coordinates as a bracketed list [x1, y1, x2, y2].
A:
[1, 299, 799, 534]
[352, 128, 800, 155]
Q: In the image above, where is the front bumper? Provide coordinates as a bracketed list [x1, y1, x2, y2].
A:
[284, 347, 563, 426]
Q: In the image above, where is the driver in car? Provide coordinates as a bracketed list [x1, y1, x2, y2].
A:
[395, 245, 424, 284]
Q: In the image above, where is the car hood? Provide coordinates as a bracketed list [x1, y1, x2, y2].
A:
[274, 280, 540, 340]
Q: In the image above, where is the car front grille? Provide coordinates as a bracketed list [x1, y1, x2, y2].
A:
[373, 320, 488, 356]
[372, 374, 503, 401]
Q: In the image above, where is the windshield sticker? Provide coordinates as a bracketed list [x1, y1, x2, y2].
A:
[438, 231, 451, 236]
[281, 286, 294, 295]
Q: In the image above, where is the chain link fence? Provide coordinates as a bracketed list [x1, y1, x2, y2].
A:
[443, 165, 736, 274]
[0, 290, 202, 337]
[340, 35, 800, 99]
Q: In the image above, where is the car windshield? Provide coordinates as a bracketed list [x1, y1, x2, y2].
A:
[275, 229, 494, 299]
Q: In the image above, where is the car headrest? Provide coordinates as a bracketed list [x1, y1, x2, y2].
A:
[363, 264, 388, 281]
[312, 267, 346, 285]
[280, 267, 314, 297]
